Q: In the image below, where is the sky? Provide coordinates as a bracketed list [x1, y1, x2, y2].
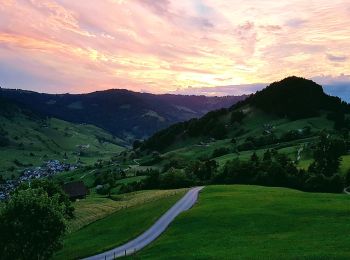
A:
[0, 0, 349, 99]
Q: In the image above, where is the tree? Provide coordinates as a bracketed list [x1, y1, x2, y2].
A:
[308, 134, 346, 177]
[142, 170, 161, 189]
[0, 135, 10, 147]
[263, 149, 272, 162]
[250, 152, 259, 166]
[188, 160, 218, 181]
[133, 140, 142, 150]
[231, 110, 245, 124]
[0, 188, 66, 260]
[160, 170, 194, 189]
[17, 179, 74, 219]
[345, 169, 350, 187]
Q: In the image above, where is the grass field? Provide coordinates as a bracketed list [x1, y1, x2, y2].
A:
[54, 189, 187, 259]
[139, 185, 350, 259]
[68, 189, 186, 232]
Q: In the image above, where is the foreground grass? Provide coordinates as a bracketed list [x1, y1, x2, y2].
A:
[54, 189, 186, 259]
[139, 185, 350, 259]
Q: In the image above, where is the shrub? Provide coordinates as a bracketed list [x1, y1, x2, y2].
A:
[212, 147, 230, 158]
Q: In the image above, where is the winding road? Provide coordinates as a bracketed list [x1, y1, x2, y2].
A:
[83, 186, 204, 260]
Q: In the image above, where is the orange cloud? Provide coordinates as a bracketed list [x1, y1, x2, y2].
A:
[0, 0, 349, 94]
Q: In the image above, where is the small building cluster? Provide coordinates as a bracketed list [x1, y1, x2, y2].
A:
[0, 160, 77, 200]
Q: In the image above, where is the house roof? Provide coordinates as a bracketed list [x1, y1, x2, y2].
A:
[63, 181, 88, 198]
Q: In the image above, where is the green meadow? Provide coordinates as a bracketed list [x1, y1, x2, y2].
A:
[139, 185, 350, 259]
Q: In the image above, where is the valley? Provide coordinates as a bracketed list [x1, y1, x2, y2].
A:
[0, 99, 125, 179]
[2, 2, 350, 259]
[1, 77, 350, 259]
[0, 88, 244, 141]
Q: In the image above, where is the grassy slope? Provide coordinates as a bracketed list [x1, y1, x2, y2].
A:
[139, 185, 350, 259]
[54, 189, 187, 259]
[0, 114, 125, 178]
[151, 110, 337, 169]
[151, 108, 350, 176]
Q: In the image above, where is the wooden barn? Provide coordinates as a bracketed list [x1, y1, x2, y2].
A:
[63, 181, 89, 200]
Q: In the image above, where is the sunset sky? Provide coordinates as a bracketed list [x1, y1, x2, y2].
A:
[0, 0, 350, 96]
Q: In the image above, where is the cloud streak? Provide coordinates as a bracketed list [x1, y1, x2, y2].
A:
[173, 75, 350, 102]
[0, 0, 349, 94]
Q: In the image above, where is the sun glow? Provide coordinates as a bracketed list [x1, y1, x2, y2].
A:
[0, 0, 349, 94]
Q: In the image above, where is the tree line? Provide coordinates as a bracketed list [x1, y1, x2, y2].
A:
[124, 133, 349, 194]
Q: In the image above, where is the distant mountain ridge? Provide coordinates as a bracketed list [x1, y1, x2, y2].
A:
[0, 88, 246, 141]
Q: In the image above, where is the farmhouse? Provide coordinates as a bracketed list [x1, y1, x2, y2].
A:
[63, 181, 89, 200]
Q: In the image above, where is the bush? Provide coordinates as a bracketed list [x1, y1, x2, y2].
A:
[160, 170, 194, 189]
[305, 174, 344, 193]
[212, 147, 230, 158]
[0, 135, 10, 147]
[96, 184, 111, 195]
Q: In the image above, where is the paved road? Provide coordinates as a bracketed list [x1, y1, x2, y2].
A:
[83, 186, 204, 260]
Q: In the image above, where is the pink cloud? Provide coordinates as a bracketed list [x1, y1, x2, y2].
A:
[0, 0, 349, 94]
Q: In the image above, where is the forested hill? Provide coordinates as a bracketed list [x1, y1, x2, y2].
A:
[236, 76, 349, 119]
[0, 88, 245, 141]
[141, 76, 350, 152]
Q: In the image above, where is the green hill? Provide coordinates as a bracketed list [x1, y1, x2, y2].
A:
[138, 185, 350, 259]
[130, 77, 349, 174]
[0, 97, 125, 179]
[102, 76, 350, 196]
[141, 76, 349, 153]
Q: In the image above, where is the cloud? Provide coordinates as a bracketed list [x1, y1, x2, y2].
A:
[136, 0, 171, 16]
[311, 74, 350, 84]
[172, 83, 266, 96]
[326, 53, 348, 62]
[173, 75, 350, 102]
[285, 18, 307, 28]
[0, 0, 349, 95]
[259, 24, 282, 32]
